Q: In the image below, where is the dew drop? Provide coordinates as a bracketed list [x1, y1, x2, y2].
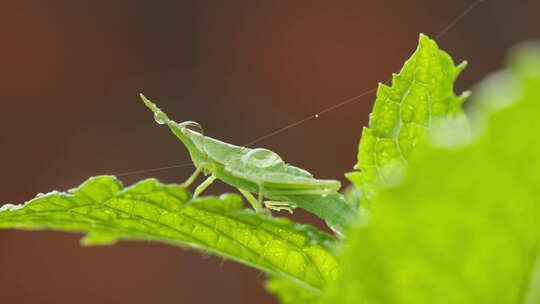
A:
[35, 192, 45, 197]
[315, 114, 319, 118]
[154, 112, 166, 125]
[321, 194, 328, 198]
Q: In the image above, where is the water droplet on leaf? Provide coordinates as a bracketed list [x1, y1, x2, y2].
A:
[154, 112, 166, 125]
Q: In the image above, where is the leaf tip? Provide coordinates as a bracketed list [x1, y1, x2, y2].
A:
[418, 33, 434, 46]
[457, 60, 468, 74]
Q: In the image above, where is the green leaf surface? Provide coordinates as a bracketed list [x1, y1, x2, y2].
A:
[266, 275, 320, 304]
[346, 34, 468, 204]
[0, 176, 339, 292]
[326, 44, 540, 303]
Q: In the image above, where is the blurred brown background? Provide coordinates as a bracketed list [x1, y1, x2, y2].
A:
[0, 1, 538, 303]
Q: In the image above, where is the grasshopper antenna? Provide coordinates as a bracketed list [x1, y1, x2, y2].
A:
[115, 163, 194, 177]
[243, 0, 487, 147]
[435, 0, 486, 40]
[116, 0, 487, 175]
[243, 87, 378, 147]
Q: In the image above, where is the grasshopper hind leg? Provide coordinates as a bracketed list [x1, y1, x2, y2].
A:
[257, 183, 295, 214]
[264, 201, 296, 214]
[239, 184, 295, 214]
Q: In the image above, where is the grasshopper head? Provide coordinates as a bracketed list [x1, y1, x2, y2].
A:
[140, 94, 207, 166]
[177, 121, 208, 166]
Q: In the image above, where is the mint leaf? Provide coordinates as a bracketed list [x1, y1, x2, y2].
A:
[346, 34, 468, 204]
[266, 275, 320, 304]
[0, 176, 339, 291]
[326, 43, 540, 303]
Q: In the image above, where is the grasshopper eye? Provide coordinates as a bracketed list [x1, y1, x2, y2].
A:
[179, 121, 204, 135]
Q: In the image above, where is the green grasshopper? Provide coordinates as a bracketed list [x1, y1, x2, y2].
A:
[140, 94, 355, 234]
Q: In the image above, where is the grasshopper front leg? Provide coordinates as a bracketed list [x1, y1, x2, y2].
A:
[181, 167, 202, 188]
[193, 174, 217, 198]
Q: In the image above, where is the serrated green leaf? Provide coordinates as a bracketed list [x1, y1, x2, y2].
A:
[346, 34, 468, 204]
[266, 275, 320, 304]
[0, 176, 339, 292]
[326, 43, 540, 303]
